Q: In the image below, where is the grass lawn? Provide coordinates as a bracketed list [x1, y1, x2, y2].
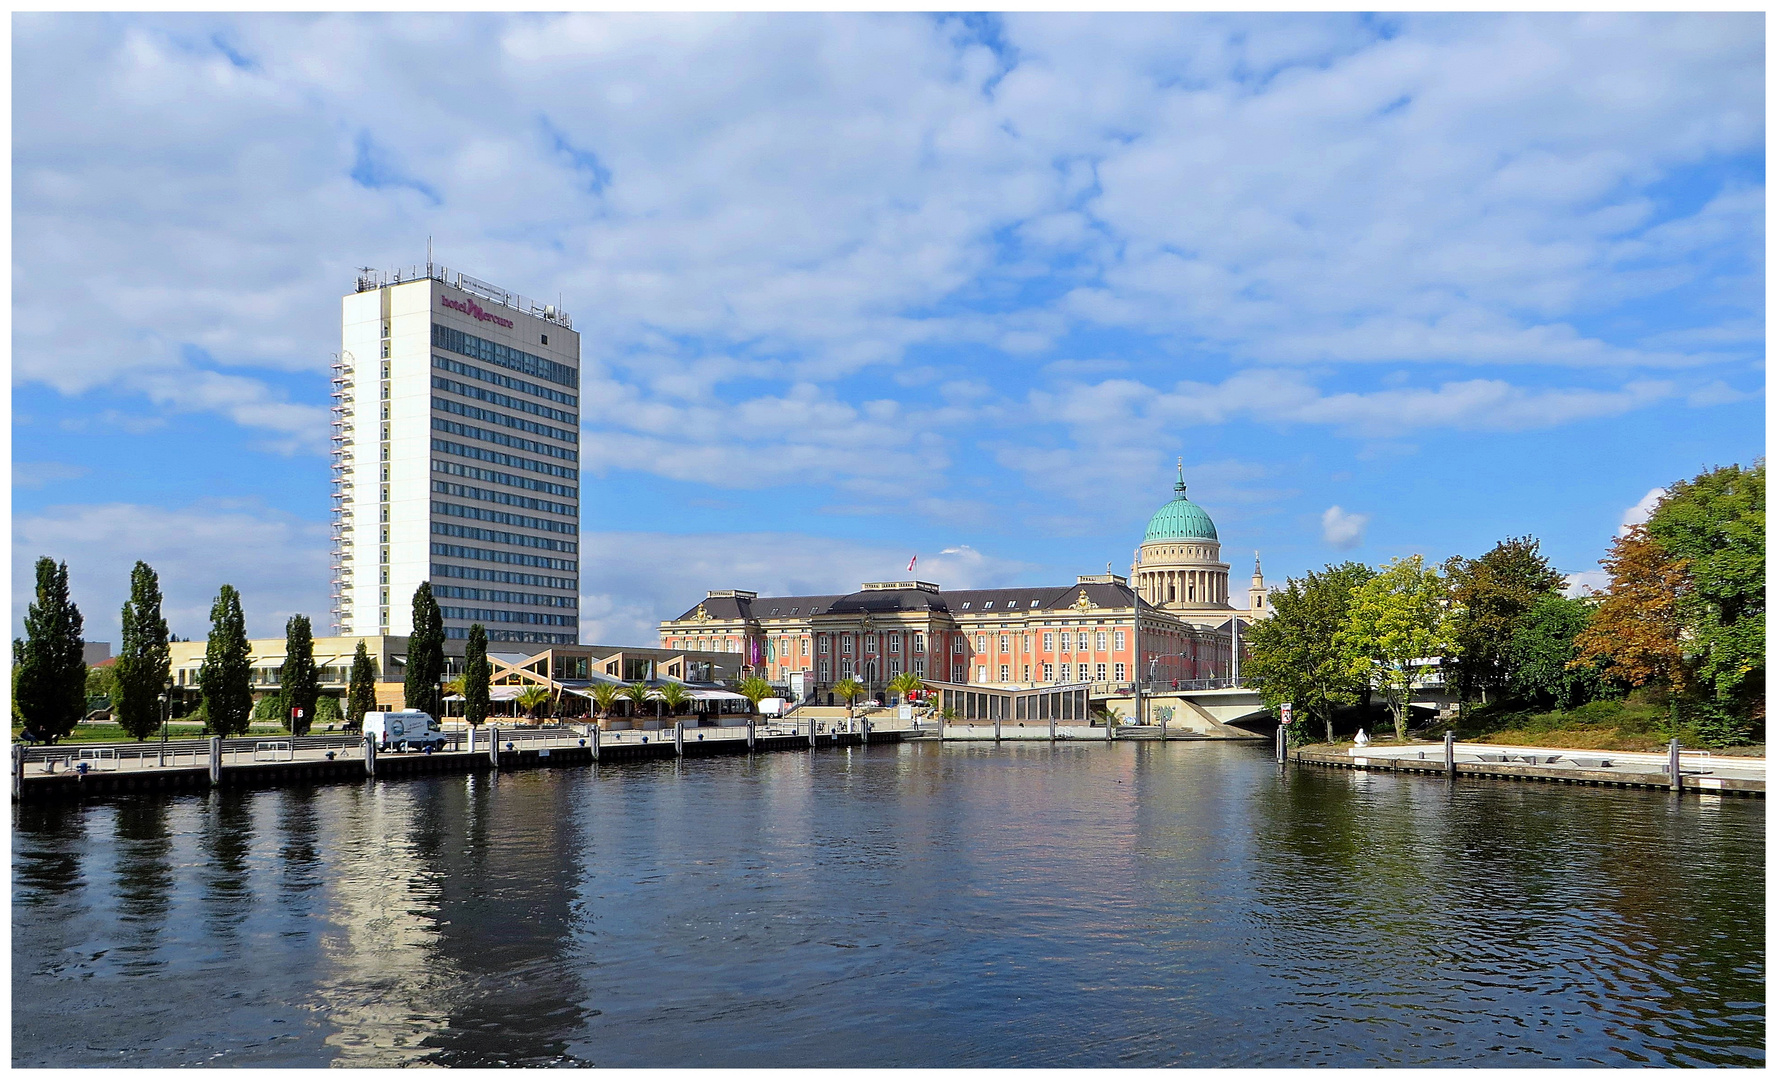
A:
[1449, 699, 1762, 755]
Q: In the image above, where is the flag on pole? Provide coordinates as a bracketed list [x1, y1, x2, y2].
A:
[907, 554, 917, 573]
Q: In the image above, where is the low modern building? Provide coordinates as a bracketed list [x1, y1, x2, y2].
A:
[657, 473, 1270, 701]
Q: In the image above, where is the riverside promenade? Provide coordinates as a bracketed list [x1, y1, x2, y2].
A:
[1295, 740, 1765, 797]
[11, 718, 918, 804]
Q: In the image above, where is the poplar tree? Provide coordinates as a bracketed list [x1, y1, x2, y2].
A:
[404, 583, 445, 717]
[282, 614, 319, 737]
[199, 585, 253, 737]
[16, 557, 87, 743]
[113, 561, 171, 742]
[463, 623, 491, 728]
[346, 640, 378, 730]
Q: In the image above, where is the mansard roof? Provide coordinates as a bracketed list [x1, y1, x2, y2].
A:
[668, 580, 1152, 624]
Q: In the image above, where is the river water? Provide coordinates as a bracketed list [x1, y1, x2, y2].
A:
[11, 741, 1765, 1067]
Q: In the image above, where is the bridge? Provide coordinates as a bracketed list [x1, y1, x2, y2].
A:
[1101, 687, 1272, 738]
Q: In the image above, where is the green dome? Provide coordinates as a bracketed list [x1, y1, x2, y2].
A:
[1144, 468, 1218, 542]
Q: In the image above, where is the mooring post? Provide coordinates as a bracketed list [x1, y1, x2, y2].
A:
[994, 715, 1002, 743]
[746, 720, 756, 751]
[1444, 730, 1456, 778]
[1669, 737, 1682, 793]
[12, 744, 23, 801]
[1275, 723, 1285, 764]
[808, 717, 817, 749]
[1049, 715, 1056, 743]
[1108, 715, 1117, 743]
[467, 724, 476, 756]
[489, 726, 500, 769]
[590, 726, 601, 762]
[674, 722, 685, 757]
[209, 736, 223, 786]
[364, 733, 376, 778]
[861, 718, 869, 745]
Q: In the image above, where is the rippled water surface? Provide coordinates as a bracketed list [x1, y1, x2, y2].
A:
[12, 741, 1765, 1067]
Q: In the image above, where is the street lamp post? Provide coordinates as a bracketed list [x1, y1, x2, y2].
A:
[159, 676, 174, 767]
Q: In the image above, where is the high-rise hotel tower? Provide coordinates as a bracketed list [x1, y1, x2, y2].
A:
[331, 264, 582, 645]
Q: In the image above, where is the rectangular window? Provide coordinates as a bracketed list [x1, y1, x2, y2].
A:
[977, 666, 987, 682]
[998, 665, 1010, 682]
[1095, 631, 1107, 651]
[914, 658, 926, 676]
[983, 601, 993, 610]
[1076, 631, 1088, 650]
[841, 659, 853, 677]
[913, 633, 924, 653]
[998, 635, 1009, 653]
[1043, 663, 1054, 682]
[1022, 665, 1031, 681]
[819, 660, 831, 681]
[842, 636, 853, 654]
[818, 635, 830, 655]
[952, 637, 963, 653]
[890, 634, 901, 653]
[1114, 630, 1126, 651]
[1042, 632, 1054, 652]
[1095, 663, 1107, 682]
[802, 637, 811, 656]
[976, 634, 986, 652]
[1115, 663, 1127, 682]
[1060, 663, 1071, 682]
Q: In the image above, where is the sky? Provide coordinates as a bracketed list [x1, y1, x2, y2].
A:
[11, 12, 1766, 648]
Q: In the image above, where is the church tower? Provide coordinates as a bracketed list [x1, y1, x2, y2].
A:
[1247, 553, 1270, 619]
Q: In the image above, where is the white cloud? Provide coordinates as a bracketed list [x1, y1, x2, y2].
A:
[13, 462, 91, 490]
[12, 500, 332, 646]
[1563, 569, 1610, 596]
[1321, 505, 1369, 550]
[1619, 487, 1667, 534]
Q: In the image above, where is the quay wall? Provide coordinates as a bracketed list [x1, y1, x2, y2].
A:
[1294, 745, 1764, 797]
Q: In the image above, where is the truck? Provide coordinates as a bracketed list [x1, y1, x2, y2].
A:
[362, 710, 447, 752]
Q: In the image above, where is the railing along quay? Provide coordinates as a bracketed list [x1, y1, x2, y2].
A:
[12, 718, 916, 804]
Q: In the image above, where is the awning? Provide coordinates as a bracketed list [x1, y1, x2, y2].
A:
[443, 685, 526, 702]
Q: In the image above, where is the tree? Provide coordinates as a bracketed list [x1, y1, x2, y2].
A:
[887, 671, 924, 704]
[404, 583, 445, 717]
[199, 585, 253, 737]
[1444, 536, 1563, 705]
[346, 640, 377, 731]
[253, 692, 287, 726]
[113, 561, 171, 742]
[737, 675, 773, 714]
[313, 695, 343, 729]
[656, 680, 691, 717]
[16, 557, 87, 744]
[463, 623, 491, 729]
[86, 664, 118, 703]
[620, 681, 655, 718]
[515, 685, 551, 722]
[1245, 562, 1376, 743]
[1502, 592, 1608, 710]
[589, 681, 621, 725]
[1335, 555, 1458, 741]
[1572, 525, 1688, 695]
[1645, 462, 1765, 722]
[832, 676, 867, 718]
[282, 614, 319, 736]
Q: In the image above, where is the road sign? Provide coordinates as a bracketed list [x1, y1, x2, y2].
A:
[1280, 702, 1292, 725]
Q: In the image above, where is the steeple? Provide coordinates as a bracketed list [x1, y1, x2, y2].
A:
[1175, 457, 1187, 499]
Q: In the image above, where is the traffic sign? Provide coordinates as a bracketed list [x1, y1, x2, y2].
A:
[1280, 702, 1292, 725]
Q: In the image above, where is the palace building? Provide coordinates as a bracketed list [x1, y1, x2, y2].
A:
[657, 471, 1268, 697]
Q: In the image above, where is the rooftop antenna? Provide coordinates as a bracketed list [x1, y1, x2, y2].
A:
[426, 235, 433, 276]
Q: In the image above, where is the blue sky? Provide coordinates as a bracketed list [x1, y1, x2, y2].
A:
[12, 12, 1765, 646]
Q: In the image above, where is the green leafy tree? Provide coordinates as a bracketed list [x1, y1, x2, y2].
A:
[737, 675, 773, 714]
[346, 640, 377, 731]
[86, 664, 118, 703]
[404, 583, 445, 717]
[1502, 592, 1608, 710]
[656, 680, 691, 717]
[620, 681, 655, 718]
[113, 561, 171, 741]
[1444, 536, 1563, 705]
[17, 558, 87, 743]
[887, 671, 924, 704]
[282, 614, 319, 736]
[1245, 561, 1376, 743]
[199, 585, 253, 737]
[1645, 461, 1765, 728]
[589, 681, 622, 724]
[1335, 555, 1459, 741]
[463, 623, 491, 728]
[313, 695, 343, 729]
[515, 684, 551, 721]
[253, 692, 287, 726]
[832, 676, 867, 718]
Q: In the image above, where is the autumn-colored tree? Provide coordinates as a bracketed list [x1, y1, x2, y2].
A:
[1570, 524, 1689, 694]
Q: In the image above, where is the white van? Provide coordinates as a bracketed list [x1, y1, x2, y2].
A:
[363, 710, 447, 752]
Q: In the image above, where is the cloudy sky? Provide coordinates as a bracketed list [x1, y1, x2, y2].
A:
[12, 12, 1765, 647]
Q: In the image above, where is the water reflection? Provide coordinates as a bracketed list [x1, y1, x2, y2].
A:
[11, 745, 1766, 1067]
